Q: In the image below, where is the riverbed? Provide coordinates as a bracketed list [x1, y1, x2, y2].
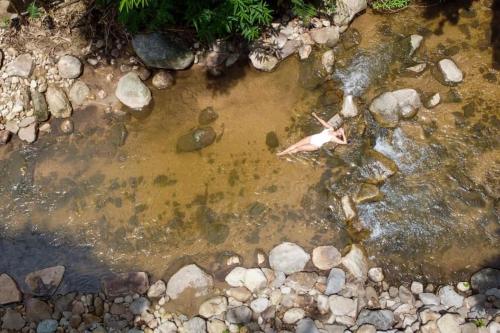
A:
[0, 0, 498, 293]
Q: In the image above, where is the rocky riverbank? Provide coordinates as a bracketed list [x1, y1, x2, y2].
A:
[0, 242, 499, 333]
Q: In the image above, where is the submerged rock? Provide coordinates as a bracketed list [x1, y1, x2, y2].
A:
[31, 89, 49, 122]
[101, 272, 149, 297]
[1, 308, 25, 330]
[369, 89, 422, 127]
[471, 268, 500, 293]
[265, 131, 279, 149]
[25, 266, 65, 296]
[198, 107, 218, 125]
[132, 33, 194, 70]
[199, 296, 228, 318]
[115, 72, 152, 109]
[269, 242, 310, 274]
[69, 81, 90, 106]
[176, 127, 217, 152]
[354, 183, 382, 203]
[166, 264, 214, 299]
[0, 274, 21, 305]
[152, 70, 175, 89]
[438, 58, 463, 84]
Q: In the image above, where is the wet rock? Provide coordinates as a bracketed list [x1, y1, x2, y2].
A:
[283, 308, 305, 324]
[115, 72, 152, 109]
[5, 53, 33, 77]
[359, 150, 398, 184]
[199, 296, 228, 318]
[152, 70, 174, 89]
[411, 281, 424, 294]
[471, 268, 500, 293]
[132, 33, 194, 70]
[184, 317, 206, 333]
[310, 26, 340, 47]
[312, 245, 342, 270]
[329, 295, 357, 317]
[368, 267, 384, 283]
[130, 297, 150, 315]
[147, 280, 166, 298]
[356, 309, 394, 330]
[438, 285, 464, 308]
[31, 89, 49, 121]
[299, 44, 312, 60]
[101, 272, 149, 297]
[265, 131, 279, 149]
[226, 305, 252, 324]
[409, 35, 424, 56]
[333, 0, 367, 26]
[438, 59, 463, 84]
[437, 313, 463, 333]
[176, 127, 217, 152]
[325, 268, 346, 295]
[36, 319, 58, 333]
[354, 183, 382, 204]
[340, 94, 358, 118]
[18, 123, 37, 143]
[249, 49, 279, 72]
[60, 119, 74, 134]
[198, 106, 218, 125]
[57, 55, 82, 79]
[1, 308, 26, 330]
[426, 92, 441, 108]
[285, 272, 318, 293]
[0, 129, 11, 144]
[322, 50, 335, 74]
[25, 266, 65, 296]
[341, 195, 356, 220]
[166, 264, 213, 299]
[341, 28, 361, 50]
[269, 242, 310, 274]
[342, 244, 368, 280]
[243, 268, 267, 292]
[225, 267, 247, 287]
[25, 298, 52, 322]
[69, 81, 90, 106]
[46, 86, 72, 118]
[299, 52, 329, 90]
[369, 89, 422, 127]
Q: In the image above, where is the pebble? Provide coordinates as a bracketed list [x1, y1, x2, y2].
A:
[368, 267, 384, 283]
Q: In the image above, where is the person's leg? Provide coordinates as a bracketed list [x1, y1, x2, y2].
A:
[277, 136, 312, 156]
[280, 143, 319, 155]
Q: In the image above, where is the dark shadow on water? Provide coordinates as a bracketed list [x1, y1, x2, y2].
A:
[0, 224, 114, 294]
[205, 59, 248, 96]
[493, 0, 500, 69]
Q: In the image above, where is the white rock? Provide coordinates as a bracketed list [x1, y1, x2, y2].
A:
[199, 296, 227, 318]
[438, 59, 463, 83]
[269, 242, 310, 275]
[147, 280, 166, 298]
[328, 295, 357, 317]
[312, 246, 342, 270]
[407, 63, 427, 73]
[249, 49, 279, 72]
[207, 319, 226, 333]
[225, 267, 247, 287]
[427, 93, 441, 108]
[321, 50, 335, 74]
[243, 268, 267, 292]
[341, 195, 356, 220]
[410, 35, 424, 56]
[310, 26, 340, 46]
[341, 244, 368, 280]
[5, 54, 33, 78]
[368, 267, 384, 283]
[418, 293, 440, 306]
[298, 45, 312, 60]
[166, 264, 214, 300]
[250, 297, 269, 313]
[333, 0, 367, 26]
[115, 72, 152, 109]
[411, 281, 424, 294]
[436, 313, 463, 333]
[283, 308, 305, 324]
[438, 285, 464, 308]
[18, 123, 37, 143]
[69, 81, 90, 106]
[57, 55, 83, 79]
[456, 282, 470, 292]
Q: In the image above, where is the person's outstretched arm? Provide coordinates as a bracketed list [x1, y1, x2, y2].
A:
[312, 112, 333, 129]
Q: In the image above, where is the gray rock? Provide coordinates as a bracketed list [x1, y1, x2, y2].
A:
[411, 281, 424, 294]
[310, 26, 340, 47]
[249, 49, 279, 72]
[368, 267, 384, 283]
[25, 298, 52, 322]
[341, 244, 368, 280]
[438, 59, 463, 84]
[369, 89, 421, 127]
[152, 70, 174, 89]
[438, 285, 464, 308]
[283, 308, 305, 324]
[436, 313, 462, 333]
[0, 274, 21, 305]
[279, 40, 301, 59]
[198, 107, 218, 125]
[57, 55, 82, 79]
[329, 295, 357, 317]
[356, 309, 394, 330]
[25, 266, 65, 296]
[130, 297, 150, 315]
[157, 321, 177, 333]
[166, 264, 213, 299]
[69, 81, 90, 106]
[183, 317, 206, 333]
[132, 33, 194, 70]
[101, 272, 149, 297]
[5, 53, 33, 77]
[312, 246, 342, 270]
[285, 272, 318, 293]
[1, 308, 26, 330]
[18, 123, 37, 143]
[325, 268, 346, 295]
[269, 242, 310, 274]
[115, 72, 152, 109]
[226, 306, 252, 324]
[31, 89, 49, 121]
[243, 268, 268, 292]
[419, 293, 440, 306]
[36, 319, 58, 333]
[333, 0, 367, 26]
[46, 86, 72, 118]
[399, 285, 415, 305]
[176, 127, 217, 152]
[250, 297, 269, 313]
[471, 268, 500, 293]
[199, 296, 228, 318]
[147, 280, 166, 298]
[322, 50, 335, 74]
[296, 318, 320, 333]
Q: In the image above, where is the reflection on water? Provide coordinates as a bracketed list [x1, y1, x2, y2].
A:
[1, 1, 499, 289]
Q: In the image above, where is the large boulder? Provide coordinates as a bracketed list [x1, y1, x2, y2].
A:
[25, 266, 65, 296]
[0, 274, 22, 305]
[57, 55, 82, 79]
[369, 89, 421, 127]
[5, 53, 33, 77]
[132, 33, 194, 70]
[101, 272, 149, 297]
[115, 72, 152, 109]
[333, 0, 367, 26]
[166, 264, 214, 299]
[269, 242, 310, 274]
[176, 127, 217, 152]
[249, 49, 279, 72]
[46, 86, 72, 118]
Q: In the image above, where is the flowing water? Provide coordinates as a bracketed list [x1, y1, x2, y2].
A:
[1, 1, 499, 292]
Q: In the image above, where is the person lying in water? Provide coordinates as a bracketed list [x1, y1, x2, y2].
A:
[277, 112, 348, 156]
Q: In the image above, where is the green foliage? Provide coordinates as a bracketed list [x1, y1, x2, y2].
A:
[27, 2, 41, 19]
[320, 0, 336, 16]
[473, 319, 486, 328]
[372, 0, 410, 11]
[291, 0, 317, 22]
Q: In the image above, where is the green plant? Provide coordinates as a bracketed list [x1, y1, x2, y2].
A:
[0, 17, 10, 28]
[27, 2, 41, 19]
[473, 319, 486, 328]
[291, 0, 316, 22]
[320, 0, 336, 16]
[372, 0, 410, 11]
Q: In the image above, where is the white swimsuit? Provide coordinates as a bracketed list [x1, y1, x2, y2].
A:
[310, 128, 334, 148]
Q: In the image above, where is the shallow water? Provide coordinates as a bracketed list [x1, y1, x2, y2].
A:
[1, 1, 499, 291]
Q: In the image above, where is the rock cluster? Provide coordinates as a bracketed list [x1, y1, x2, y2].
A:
[1, 243, 499, 333]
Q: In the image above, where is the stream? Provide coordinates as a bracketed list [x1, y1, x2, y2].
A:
[0, 1, 499, 293]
